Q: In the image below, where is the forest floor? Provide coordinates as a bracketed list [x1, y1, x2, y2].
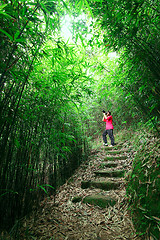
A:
[20, 139, 142, 240]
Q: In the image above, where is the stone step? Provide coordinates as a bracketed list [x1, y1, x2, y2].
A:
[94, 170, 125, 178]
[103, 161, 127, 169]
[106, 150, 127, 155]
[104, 156, 128, 161]
[81, 180, 121, 190]
[101, 162, 118, 168]
[72, 195, 116, 208]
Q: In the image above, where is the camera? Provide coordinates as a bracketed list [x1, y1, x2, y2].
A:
[102, 110, 105, 113]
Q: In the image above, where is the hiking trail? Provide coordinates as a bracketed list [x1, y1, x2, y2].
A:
[20, 140, 142, 240]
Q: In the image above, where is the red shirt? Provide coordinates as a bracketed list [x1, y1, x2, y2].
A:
[103, 115, 114, 130]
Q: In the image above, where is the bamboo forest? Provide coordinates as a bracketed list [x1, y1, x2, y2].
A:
[0, 0, 160, 239]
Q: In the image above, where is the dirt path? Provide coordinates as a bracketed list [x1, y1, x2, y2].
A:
[20, 142, 141, 240]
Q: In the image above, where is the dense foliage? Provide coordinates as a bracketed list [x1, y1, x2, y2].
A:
[0, 0, 90, 232]
[86, 0, 160, 133]
[126, 130, 160, 239]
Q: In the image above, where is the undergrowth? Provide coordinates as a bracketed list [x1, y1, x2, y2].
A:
[124, 128, 160, 239]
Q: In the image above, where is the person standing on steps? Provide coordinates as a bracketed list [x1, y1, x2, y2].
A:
[102, 110, 115, 147]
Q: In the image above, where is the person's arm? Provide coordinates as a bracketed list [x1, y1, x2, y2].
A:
[102, 113, 107, 121]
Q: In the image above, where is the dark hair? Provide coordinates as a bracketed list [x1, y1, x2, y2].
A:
[107, 111, 111, 115]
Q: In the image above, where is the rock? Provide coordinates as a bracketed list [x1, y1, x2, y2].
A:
[104, 156, 127, 161]
[72, 196, 82, 203]
[83, 195, 116, 208]
[94, 170, 125, 178]
[72, 195, 116, 208]
[106, 150, 126, 155]
[101, 162, 118, 168]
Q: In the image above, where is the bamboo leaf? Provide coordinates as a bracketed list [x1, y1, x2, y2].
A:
[0, 3, 7, 10]
[14, 30, 20, 40]
[0, 4, 12, 18]
[43, 184, 55, 189]
[0, 11, 12, 18]
[59, 0, 71, 14]
[83, 0, 94, 18]
[76, 0, 83, 15]
[39, 185, 48, 195]
[0, 29, 13, 41]
[0, 189, 18, 198]
[15, 38, 26, 43]
[78, 32, 85, 48]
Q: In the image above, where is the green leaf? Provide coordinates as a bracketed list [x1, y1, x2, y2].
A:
[44, 184, 55, 190]
[0, 11, 12, 18]
[38, 184, 55, 195]
[15, 38, 26, 43]
[14, 30, 20, 40]
[83, 0, 94, 18]
[0, 4, 7, 10]
[0, 4, 12, 18]
[78, 33, 85, 48]
[76, 0, 83, 15]
[0, 29, 13, 41]
[132, 174, 136, 179]
[60, 0, 71, 14]
[39, 185, 48, 195]
[0, 189, 18, 197]
[15, 138, 20, 148]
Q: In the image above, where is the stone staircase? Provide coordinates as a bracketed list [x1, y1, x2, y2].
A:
[72, 144, 131, 208]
